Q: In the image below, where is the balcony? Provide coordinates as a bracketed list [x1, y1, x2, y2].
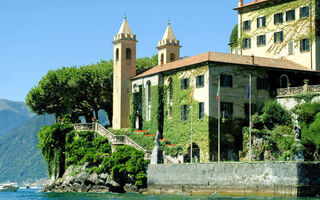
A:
[277, 83, 320, 97]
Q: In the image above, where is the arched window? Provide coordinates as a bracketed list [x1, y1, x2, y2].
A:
[133, 84, 137, 92]
[126, 48, 132, 59]
[280, 74, 289, 88]
[116, 48, 119, 61]
[169, 78, 173, 103]
[146, 81, 151, 121]
[168, 78, 173, 118]
[160, 54, 164, 65]
[170, 53, 175, 62]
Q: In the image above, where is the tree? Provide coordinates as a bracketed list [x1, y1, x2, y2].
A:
[229, 24, 238, 49]
[26, 55, 157, 125]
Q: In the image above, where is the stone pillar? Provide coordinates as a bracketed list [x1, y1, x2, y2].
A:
[303, 79, 309, 93]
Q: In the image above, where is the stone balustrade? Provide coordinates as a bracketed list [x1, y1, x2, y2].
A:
[73, 123, 151, 159]
[277, 84, 320, 97]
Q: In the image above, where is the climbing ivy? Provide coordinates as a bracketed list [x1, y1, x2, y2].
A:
[239, 0, 316, 54]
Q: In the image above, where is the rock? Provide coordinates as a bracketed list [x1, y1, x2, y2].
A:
[99, 173, 109, 181]
[88, 173, 100, 185]
[90, 185, 110, 193]
[124, 183, 138, 193]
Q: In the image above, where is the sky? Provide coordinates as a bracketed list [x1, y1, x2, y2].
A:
[0, 0, 252, 102]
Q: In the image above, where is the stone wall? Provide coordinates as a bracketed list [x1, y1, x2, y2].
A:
[147, 162, 320, 197]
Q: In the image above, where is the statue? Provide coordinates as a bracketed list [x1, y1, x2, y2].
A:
[294, 125, 302, 142]
[293, 124, 304, 161]
[150, 130, 163, 164]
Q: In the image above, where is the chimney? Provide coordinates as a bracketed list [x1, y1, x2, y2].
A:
[238, 0, 244, 7]
[251, 55, 255, 65]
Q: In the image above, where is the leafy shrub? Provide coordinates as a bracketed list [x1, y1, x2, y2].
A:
[262, 100, 292, 130]
[98, 145, 149, 188]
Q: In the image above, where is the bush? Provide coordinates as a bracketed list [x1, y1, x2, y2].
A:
[262, 100, 292, 130]
[293, 102, 320, 126]
[98, 145, 149, 188]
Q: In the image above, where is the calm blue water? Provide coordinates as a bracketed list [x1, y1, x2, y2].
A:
[1, 189, 320, 200]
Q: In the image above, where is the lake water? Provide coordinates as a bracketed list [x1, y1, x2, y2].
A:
[2, 189, 320, 200]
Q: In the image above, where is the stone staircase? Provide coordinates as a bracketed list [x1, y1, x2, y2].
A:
[74, 123, 152, 159]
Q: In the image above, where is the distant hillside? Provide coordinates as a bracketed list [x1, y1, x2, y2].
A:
[0, 99, 34, 137]
[0, 115, 54, 183]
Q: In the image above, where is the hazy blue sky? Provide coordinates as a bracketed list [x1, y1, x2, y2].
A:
[0, 0, 252, 101]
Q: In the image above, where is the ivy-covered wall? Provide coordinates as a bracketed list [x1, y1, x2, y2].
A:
[162, 65, 211, 163]
[238, 0, 318, 69]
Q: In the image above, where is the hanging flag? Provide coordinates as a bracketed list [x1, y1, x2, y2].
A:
[217, 84, 220, 102]
[247, 80, 250, 99]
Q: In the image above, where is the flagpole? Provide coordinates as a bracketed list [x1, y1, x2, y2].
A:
[190, 89, 193, 163]
[218, 75, 221, 162]
[249, 74, 252, 162]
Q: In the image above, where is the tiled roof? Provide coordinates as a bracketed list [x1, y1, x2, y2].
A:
[132, 52, 316, 79]
[234, 0, 271, 10]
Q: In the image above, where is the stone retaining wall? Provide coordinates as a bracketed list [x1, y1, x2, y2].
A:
[147, 162, 320, 197]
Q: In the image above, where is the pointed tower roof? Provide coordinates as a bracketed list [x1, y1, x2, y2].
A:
[161, 21, 176, 41]
[114, 16, 136, 42]
[118, 16, 133, 35]
[158, 21, 180, 48]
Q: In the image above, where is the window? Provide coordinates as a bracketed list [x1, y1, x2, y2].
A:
[168, 79, 173, 118]
[116, 48, 119, 61]
[126, 48, 131, 59]
[170, 53, 175, 62]
[181, 105, 189, 121]
[274, 31, 284, 43]
[221, 75, 232, 88]
[257, 16, 266, 28]
[198, 102, 204, 119]
[288, 41, 294, 55]
[300, 6, 310, 18]
[257, 35, 266, 46]
[257, 77, 268, 90]
[243, 20, 251, 31]
[274, 12, 283, 24]
[221, 102, 233, 120]
[286, 10, 295, 21]
[300, 38, 310, 52]
[245, 103, 257, 119]
[196, 75, 204, 88]
[169, 79, 173, 103]
[181, 78, 190, 90]
[146, 81, 151, 121]
[160, 54, 164, 65]
[242, 38, 251, 49]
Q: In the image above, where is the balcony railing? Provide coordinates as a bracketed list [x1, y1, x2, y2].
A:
[277, 84, 320, 97]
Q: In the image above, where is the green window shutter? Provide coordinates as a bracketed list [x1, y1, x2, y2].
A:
[181, 105, 184, 121]
[274, 14, 276, 24]
[248, 20, 251, 30]
[280, 31, 283, 42]
[280, 13, 283, 23]
[306, 39, 310, 51]
[263, 17, 266, 27]
[181, 80, 184, 90]
[274, 32, 277, 43]
[306, 7, 310, 17]
[300, 40, 303, 52]
[186, 105, 189, 121]
[201, 76, 204, 86]
[300, 7, 302, 18]
[186, 78, 189, 89]
[196, 76, 199, 87]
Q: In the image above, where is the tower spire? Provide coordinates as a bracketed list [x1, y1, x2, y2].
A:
[157, 21, 181, 65]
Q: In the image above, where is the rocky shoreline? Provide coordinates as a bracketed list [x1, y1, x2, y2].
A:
[42, 164, 146, 193]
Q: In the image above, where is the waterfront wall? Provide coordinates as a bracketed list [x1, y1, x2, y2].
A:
[147, 162, 320, 197]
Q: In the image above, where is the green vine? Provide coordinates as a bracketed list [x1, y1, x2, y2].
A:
[239, 0, 315, 54]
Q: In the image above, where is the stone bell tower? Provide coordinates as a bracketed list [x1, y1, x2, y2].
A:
[112, 16, 137, 129]
[157, 21, 181, 66]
